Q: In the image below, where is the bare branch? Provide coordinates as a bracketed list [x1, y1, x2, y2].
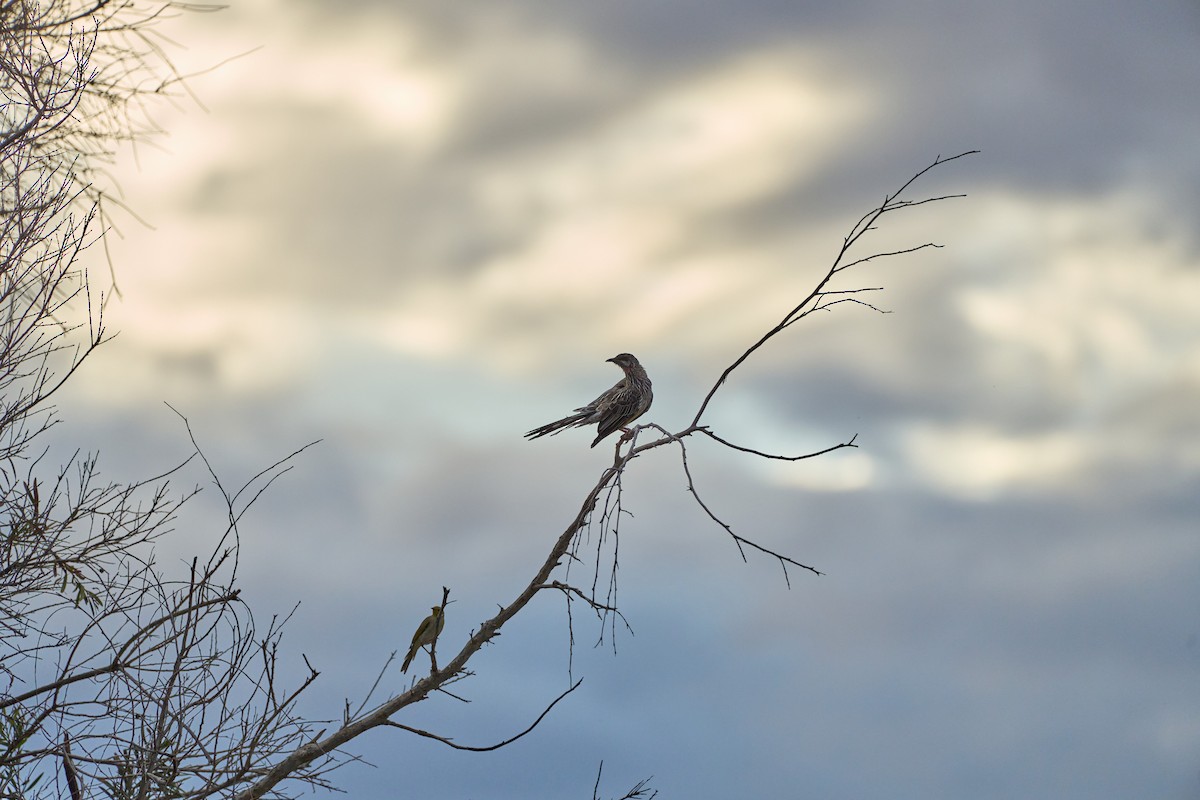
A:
[382, 679, 583, 752]
[675, 438, 822, 585]
[699, 428, 859, 461]
[232, 455, 626, 798]
[593, 762, 659, 800]
[690, 150, 979, 427]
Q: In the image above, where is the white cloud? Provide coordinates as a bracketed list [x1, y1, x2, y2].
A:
[955, 189, 1200, 413]
[903, 423, 1086, 500]
[382, 52, 876, 363]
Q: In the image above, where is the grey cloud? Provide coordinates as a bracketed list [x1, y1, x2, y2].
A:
[60, 0, 1200, 796]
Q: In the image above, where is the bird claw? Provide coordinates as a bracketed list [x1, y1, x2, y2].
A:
[613, 426, 644, 450]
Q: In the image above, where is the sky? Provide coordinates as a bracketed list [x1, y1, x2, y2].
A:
[50, 0, 1200, 797]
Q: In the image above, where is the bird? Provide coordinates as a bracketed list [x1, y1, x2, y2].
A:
[525, 353, 653, 448]
[401, 605, 445, 673]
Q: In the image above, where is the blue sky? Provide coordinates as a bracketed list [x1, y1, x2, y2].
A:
[54, 0, 1200, 797]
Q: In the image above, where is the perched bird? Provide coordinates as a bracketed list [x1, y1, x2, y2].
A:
[401, 605, 445, 673]
[525, 353, 653, 448]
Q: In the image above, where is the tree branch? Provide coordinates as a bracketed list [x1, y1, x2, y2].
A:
[382, 679, 583, 752]
[690, 150, 978, 427]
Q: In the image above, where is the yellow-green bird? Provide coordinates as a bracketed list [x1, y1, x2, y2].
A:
[401, 605, 445, 673]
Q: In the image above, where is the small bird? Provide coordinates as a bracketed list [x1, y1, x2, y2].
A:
[401, 605, 445, 673]
[525, 353, 653, 448]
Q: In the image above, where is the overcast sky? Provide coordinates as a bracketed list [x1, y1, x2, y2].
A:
[56, 0, 1200, 797]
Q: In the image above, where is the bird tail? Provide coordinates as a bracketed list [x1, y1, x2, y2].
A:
[401, 646, 416, 673]
[525, 413, 588, 440]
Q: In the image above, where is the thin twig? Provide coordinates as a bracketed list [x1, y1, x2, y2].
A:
[382, 680, 583, 752]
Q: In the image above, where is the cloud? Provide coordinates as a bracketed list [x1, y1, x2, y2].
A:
[903, 423, 1086, 499]
[51, 1, 1200, 798]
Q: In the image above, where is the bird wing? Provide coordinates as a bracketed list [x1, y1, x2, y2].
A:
[411, 608, 443, 647]
[591, 383, 642, 443]
[402, 608, 444, 672]
[573, 381, 619, 416]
